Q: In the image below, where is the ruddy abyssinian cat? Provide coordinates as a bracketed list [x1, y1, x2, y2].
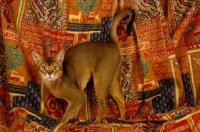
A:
[32, 8, 135, 131]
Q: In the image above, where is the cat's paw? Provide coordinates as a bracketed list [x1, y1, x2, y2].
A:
[118, 116, 126, 121]
[52, 122, 64, 132]
[93, 118, 102, 124]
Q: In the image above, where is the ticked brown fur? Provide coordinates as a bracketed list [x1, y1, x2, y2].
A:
[32, 8, 135, 131]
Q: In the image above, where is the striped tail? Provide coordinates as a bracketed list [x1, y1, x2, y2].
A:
[110, 8, 135, 45]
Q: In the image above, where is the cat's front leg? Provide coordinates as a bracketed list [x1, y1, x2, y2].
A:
[52, 92, 86, 131]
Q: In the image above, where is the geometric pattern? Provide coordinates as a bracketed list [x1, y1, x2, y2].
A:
[182, 73, 194, 107]
[76, 0, 98, 12]
[12, 81, 40, 112]
[4, 44, 23, 70]
[140, 59, 149, 77]
[26, 114, 58, 130]
[152, 79, 175, 113]
[90, 17, 112, 42]
[1, 0, 200, 131]
[137, 88, 160, 101]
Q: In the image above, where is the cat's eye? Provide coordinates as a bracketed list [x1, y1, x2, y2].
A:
[53, 66, 59, 70]
[40, 66, 46, 71]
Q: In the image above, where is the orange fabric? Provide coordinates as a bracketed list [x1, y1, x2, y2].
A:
[1, 0, 200, 131]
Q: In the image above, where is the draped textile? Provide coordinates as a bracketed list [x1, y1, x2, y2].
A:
[1, 0, 200, 131]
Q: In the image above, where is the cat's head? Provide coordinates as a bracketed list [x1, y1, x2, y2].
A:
[32, 50, 65, 81]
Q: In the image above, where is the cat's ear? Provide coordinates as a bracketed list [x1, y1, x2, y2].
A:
[32, 50, 42, 64]
[55, 49, 65, 63]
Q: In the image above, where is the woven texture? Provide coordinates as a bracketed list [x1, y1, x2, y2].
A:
[1, 0, 200, 131]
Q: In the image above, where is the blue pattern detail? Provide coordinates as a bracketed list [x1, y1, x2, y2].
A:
[152, 79, 175, 113]
[90, 17, 112, 42]
[12, 80, 59, 129]
[182, 73, 194, 107]
[26, 114, 58, 130]
[12, 81, 40, 111]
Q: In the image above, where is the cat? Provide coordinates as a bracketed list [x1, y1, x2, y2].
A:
[32, 8, 135, 131]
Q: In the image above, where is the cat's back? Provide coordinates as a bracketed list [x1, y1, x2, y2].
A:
[63, 41, 121, 82]
[64, 41, 120, 65]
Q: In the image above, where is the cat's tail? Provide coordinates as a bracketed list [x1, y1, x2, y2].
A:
[110, 8, 135, 46]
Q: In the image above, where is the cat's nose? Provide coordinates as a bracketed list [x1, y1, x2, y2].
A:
[47, 72, 52, 75]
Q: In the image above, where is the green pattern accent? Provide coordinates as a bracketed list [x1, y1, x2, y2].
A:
[4, 44, 23, 70]
[76, 0, 98, 12]
[141, 59, 149, 77]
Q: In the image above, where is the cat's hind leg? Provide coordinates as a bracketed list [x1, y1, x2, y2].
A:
[109, 67, 126, 120]
[93, 71, 113, 124]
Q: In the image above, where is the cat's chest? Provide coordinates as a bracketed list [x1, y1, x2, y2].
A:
[44, 81, 63, 98]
